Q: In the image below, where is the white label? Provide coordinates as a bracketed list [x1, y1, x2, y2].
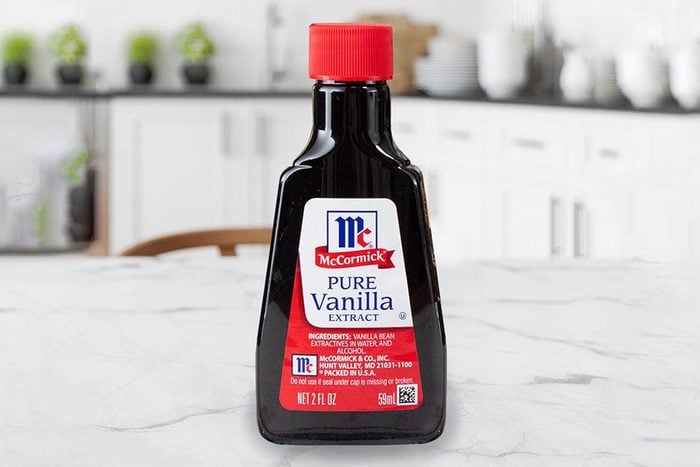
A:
[298, 198, 412, 328]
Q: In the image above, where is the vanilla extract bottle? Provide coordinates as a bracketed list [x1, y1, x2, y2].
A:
[256, 23, 446, 444]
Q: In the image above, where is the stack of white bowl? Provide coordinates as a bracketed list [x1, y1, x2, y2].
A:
[477, 30, 530, 99]
[616, 47, 670, 109]
[414, 36, 479, 97]
[669, 42, 700, 109]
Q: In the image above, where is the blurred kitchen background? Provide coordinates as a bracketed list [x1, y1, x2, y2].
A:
[0, 0, 698, 264]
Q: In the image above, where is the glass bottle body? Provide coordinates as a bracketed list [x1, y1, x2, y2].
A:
[256, 81, 446, 444]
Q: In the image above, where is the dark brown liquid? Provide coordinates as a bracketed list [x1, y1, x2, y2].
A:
[256, 81, 446, 444]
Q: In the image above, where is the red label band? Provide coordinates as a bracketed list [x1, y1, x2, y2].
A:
[315, 246, 395, 269]
[278, 264, 423, 412]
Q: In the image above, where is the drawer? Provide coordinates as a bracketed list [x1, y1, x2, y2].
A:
[434, 111, 487, 166]
[392, 99, 434, 166]
[649, 125, 694, 179]
[581, 129, 643, 175]
[393, 118, 425, 154]
[500, 122, 566, 170]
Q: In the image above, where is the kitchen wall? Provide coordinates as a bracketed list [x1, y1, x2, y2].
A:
[0, 0, 699, 90]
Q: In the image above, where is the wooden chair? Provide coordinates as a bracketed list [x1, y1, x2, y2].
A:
[120, 228, 272, 256]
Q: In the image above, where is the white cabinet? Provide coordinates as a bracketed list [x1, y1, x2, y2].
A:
[571, 190, 628, 259]
[245, 100, 312, 225]
[499, 178, 561, 259]
[110, 100, 229, 253]
[430, 165, 490, 263]
[136, 108, 226, 239]
[629, 189, 692, 260]
[392, 99, 434, 165]
[499, 119, 568, 173]
[108, 96, 696, 261]
[419, 103, 497, 262]
[108, 98, 310, 254]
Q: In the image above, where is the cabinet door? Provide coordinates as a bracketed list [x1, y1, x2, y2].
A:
[629, 190, 692, 260]
[571, 191, 627, 259]
[500, 180, 559, 259]
[429, 165, 490, 263]
[110, 101, 226, 253]
[391, 98, 434, 167]
[249, 100, 311, 226]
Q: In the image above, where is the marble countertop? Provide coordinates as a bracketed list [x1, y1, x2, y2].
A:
[0, 258, 698, 466]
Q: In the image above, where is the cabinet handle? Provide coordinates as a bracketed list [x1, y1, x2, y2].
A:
[394, 122, 415, 134]
[221, 111, 232, 157]
[511, 137, 545, 150]
[256, 113, 269, 157]
[598, 147, 620, 159]
[445, 129, 472, 141]
[573, 201, 590, 258]
[550, 196, 563, 258]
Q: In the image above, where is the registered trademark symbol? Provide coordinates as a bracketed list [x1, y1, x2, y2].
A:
[399, 312, 407, 320]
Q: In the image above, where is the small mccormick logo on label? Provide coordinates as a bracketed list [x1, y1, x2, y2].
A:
[327, 211, 377, 253]
[291, 354, 318, 376]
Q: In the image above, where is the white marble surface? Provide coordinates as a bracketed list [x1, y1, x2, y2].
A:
[0, 257, 698, 466]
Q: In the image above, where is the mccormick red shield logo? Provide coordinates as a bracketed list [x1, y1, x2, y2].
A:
[315, 210, 395, 269]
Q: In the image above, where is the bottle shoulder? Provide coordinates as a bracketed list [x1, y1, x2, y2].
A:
[292, 133, 411, 167]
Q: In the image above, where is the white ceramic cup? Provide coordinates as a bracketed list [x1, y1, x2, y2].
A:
[477, 30, 530, 99]
[669, 42, 700, 109]
[616, 47, 669, 108]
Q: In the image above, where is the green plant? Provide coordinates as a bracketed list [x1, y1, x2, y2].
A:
[61, 148, 88, 186]
[3, 34, 33, 65]
[32, 202, 47, 243]
[127, 32, 158, 65]
[177, 23, 215, 64]
[50, 24, 86, 64]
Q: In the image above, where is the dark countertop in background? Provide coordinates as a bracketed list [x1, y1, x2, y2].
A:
[0, 87, 694, 115]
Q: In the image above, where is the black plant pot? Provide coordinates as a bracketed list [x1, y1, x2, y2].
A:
[129, 64, 153, 85]
[183, 64, 210, 85]
[4, 64, 28, 85]
[68, 169, 95, 243]
[57, 64, 83, 86]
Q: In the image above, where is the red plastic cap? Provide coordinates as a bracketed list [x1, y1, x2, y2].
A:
[309, 23, 393, 81]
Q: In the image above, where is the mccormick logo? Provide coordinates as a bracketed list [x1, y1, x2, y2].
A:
[315, 210, 395, 269]
[291, 354, 317, 376]
[327, 211, 377, 253]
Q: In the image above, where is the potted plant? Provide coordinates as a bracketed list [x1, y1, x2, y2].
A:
[3, 33, 33, 85]
[127, 32, 158, 85]
[61, 148, 94, 242]
[50, 24, 87, 85]
[177, 23, 215, 85]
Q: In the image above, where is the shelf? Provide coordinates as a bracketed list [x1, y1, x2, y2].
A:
[108, 88, 310, 98]
[0, 87, 101, 99]
[0, 86, 695, 115]
[0, 87, 309, 99]
[404, 92, 693, 115]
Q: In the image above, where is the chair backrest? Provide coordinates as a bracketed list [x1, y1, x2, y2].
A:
[120, 228, 272, 256]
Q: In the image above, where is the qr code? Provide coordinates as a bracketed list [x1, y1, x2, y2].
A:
[397, 384, 418, 405]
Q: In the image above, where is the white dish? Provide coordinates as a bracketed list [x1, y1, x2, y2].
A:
[669, 43, 700, 109]
[617, 47, 669, 108]
[477, 29, 530, 99]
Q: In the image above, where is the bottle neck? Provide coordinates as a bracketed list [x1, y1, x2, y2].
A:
[311, 80, 392, 144]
